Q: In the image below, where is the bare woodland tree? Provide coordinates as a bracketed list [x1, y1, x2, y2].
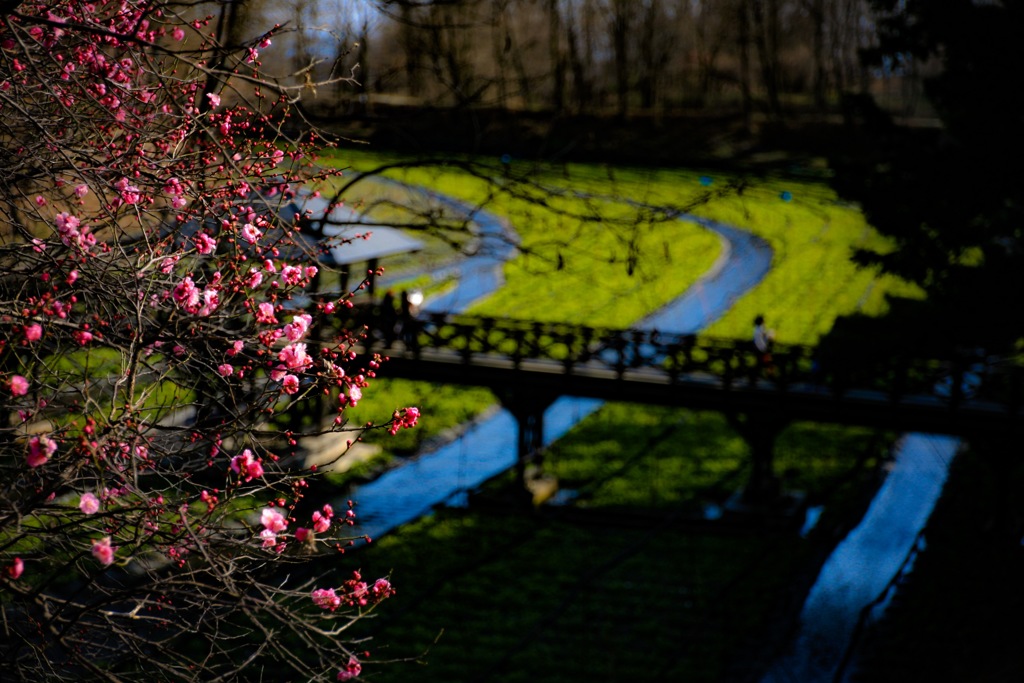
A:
[352, 0, 880, 118]
[0, 2, 418, 680]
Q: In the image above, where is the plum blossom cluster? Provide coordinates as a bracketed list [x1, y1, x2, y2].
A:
[337, 656, 362, 682]
[388, 406, 421, 435]
[0, 2, 402, 680]
[294, 503, 348, 543]
[311, 571, 395, 612]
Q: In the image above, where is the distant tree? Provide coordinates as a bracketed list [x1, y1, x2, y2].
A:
[0, 2, 416, 680]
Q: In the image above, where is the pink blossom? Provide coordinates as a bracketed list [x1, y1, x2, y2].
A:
[372, 578, 395, 600]
[79, 492, 100, 515]
[73, 184, 89, 198]
[295, 527, 310, 542]
[172, 277, 200, 310]
[23, 324, 42, 342]
[337, 656, 362, 681]
[347, 385, 362, 406]
[200, 490, 218, 510]
[26, 435, 56, 467]
[9, 375, 29, 397]
[35, 195, 46, 207]
[217, 363, 233, 377]
[261, 508, 287, 533]
[284, 314, 312, 341]
[194, 232, 217, 254]
[305, 265, 319, 279]
[256, 302, 277, 324]
[388, 406, 420, 435]
[241, 222, 261, 244]
[230, 449, 264, 481]
[278, 343, 311, 371]
[114, 177, 141, 205]
[281, 374, 300, 395]
[260, 528, 278, 548]
[91, 536, 115, 566]
[6, 557, 24, 580]
[205, 92, 221, 108]
[312, 587, 342, 611]
[172, 27, 185, 41]
[66, 269, 78, 285]
[55, 211, 93, 250]
[247, 268, 264, 289]
[74, 330, 93, 346]
[226, 339, 245, 356]
[160, 255, 179, 273]
[280, 265, 302, 285]
[198, 288, 219, 316]
[312, 510, 330, 534]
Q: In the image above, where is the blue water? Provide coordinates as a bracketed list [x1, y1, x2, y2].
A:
[761, 433, 960, 683]
[343, 186, 962, 682]
[347, 198, 774, 540]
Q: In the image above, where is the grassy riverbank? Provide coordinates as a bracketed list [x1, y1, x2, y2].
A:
[304, 150, 924, 681]
[342, 405, 890, 683]
[318, 150, 919, 460]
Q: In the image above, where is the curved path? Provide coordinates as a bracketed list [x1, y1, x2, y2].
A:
[346, 193, 773, 538]
[342, 183, 958, 683]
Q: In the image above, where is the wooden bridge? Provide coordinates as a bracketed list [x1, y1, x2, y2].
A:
[348, 311, 1024, 502]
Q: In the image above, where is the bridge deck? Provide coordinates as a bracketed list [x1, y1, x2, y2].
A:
[342, 312, 1024, 439]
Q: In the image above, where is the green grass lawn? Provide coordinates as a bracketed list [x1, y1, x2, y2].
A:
[315, 149, 917, 470]
[301, 149, 913, 682]
[318, 150, 919, 341]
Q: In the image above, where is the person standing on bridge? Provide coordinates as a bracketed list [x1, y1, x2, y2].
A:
[753, 314, 776, 375]
[753, 314, 775, 353]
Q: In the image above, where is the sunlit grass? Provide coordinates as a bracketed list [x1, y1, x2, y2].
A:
[314, 149, 919, 483]
[305, 149, 911, 681]
[319, 148, 920, 344]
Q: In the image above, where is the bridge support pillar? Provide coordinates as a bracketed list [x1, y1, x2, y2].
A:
[728, 412, 789, 507]
[494, 388, 558, 496]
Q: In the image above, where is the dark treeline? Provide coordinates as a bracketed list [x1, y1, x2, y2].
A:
[239, 0, 928, 124]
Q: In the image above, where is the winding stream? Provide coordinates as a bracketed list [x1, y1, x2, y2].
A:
[343, 187, 959, 682]
[347, 205, 773, 541]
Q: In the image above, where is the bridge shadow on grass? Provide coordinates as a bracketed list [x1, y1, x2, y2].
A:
[341, 405, 890, 683]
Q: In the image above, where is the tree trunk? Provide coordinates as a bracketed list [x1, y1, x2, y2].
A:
[400, 5, 422, 97]
[611, 0, 631, 119]
[810, 0, 827, 110]
[548, 0, 566, 113]
[737, 0, 753, 129]
[490, 0, 510, 108]
[751, 0, 783, 119]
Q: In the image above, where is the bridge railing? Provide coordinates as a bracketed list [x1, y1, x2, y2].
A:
[343, 310, 1023, 413]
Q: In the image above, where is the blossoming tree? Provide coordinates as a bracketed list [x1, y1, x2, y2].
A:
[0, 2, 415, 680]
